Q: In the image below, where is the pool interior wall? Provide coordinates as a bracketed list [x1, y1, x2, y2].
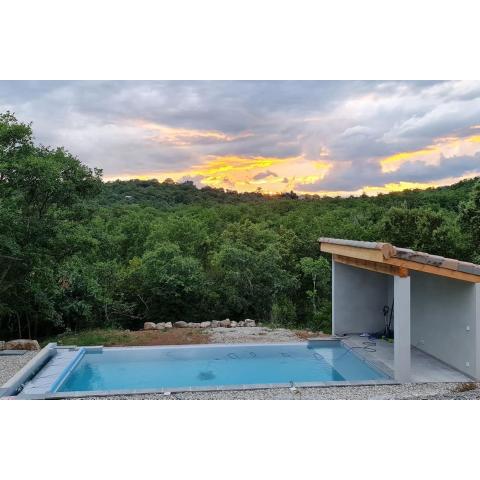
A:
[7, 341, 393, 399]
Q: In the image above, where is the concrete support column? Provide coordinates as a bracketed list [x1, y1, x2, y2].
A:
[332, 260, 337, 335]
[474, 283, 480, 380]
[394, 275, 411, 382]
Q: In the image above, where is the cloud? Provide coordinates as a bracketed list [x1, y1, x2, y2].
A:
[136, 121, 253, 146]
[1, 80, 480, 195]
[295, 152, 480, 194]
[380, 134, 480, 173]
[383, 152, 480, 184]
[252, 170, 278, 181]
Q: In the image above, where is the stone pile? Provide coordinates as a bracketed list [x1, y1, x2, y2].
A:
[143, 318, 256, 330]
[0, 339, 40, 351]
[143, 322, 173, 330]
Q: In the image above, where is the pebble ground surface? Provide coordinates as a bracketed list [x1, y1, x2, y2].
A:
[0, 351, 37, 386]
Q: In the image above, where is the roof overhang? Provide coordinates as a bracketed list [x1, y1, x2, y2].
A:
[319, 238, 480, 283]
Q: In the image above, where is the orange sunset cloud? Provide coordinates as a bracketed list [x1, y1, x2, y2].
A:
[380, 134, 480, 173]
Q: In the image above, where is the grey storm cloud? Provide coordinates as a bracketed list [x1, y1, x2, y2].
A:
[296, 153, 480, 193]
[252, 170, 278, 181]
[387, 153, 480, 184]
[1, 80, 479, 191]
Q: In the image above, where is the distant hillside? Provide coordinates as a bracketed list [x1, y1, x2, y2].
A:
[98, 179, 268, 208]
[99, 177, 479, 211]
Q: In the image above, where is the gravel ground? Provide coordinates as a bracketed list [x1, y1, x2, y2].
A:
[76, 382, 480, 400]
[209, 326, 304, 344]
[0, 351, 37, 386]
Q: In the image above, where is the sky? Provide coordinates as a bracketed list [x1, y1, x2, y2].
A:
[1, 80, 480, 196]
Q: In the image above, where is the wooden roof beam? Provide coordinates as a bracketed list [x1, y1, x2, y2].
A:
[333, 254, 409, 278]
[321, 242, 386, 263]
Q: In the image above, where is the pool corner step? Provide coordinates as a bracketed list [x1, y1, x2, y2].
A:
[307, 336, 342, 343]
[18, 347, 86, 397]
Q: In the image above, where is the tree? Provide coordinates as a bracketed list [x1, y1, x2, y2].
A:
[299, 256, 330, 316]
[146, 213, 211, 261]
[211, 243, 298, 321]
[124, 243, 212, 324]
[0, 113, 103, 338]
[380, 205, 466, 258]
[2, 146, 102, 219]
[0, 111, 33, 171]
[459, 180, 480, 261]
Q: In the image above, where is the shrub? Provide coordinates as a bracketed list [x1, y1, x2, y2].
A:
[270, 297, 297, 327]
[310, 300, 332, 333]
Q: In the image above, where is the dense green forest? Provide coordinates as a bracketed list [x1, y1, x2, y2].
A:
[1, 112, 480, 340]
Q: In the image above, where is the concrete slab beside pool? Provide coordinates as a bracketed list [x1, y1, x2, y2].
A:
[342, 335, 470, 382]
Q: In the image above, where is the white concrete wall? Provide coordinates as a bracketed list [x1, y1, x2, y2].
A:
[411, 271, 479, 378]
[332, 261, 389, 335]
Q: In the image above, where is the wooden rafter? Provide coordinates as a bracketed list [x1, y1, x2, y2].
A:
[321, 242, 386, 263]
[333, 254, 409, 278]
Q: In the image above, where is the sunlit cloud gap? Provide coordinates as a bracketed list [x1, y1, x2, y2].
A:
[105, 154, 333, 194]
[380, 134, 480, 173]
[135, 120, 253, 146]
[305, 172, 480, 197]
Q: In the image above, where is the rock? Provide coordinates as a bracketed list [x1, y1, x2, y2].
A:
[155, 322, 166, 329]
[0, 340, 5, 350]
[211, 320, 220, 328]
[244, 319, 256, 327]
[144, 322, 156, 330]
[189, 323, 201, 328]
[219, 318, 231, 327]
[230, 321, 238, 327]
[4, 339, 40, 351]
[164, 322, 173, 329]
[237, 321, 245, 327]
[200, 321, 211, 328]
[174, 321, 188, 328]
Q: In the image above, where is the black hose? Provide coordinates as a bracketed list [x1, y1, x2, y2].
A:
[361, 340, 377, 352]
[334, 337, 377, 361]
[388, 300, 394, 335]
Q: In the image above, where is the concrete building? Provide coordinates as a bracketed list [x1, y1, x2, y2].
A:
[320, 238, 480, 382]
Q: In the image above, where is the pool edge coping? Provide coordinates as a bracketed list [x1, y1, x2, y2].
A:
[35, 378, 400, 399]
[14, 339, 395, 399]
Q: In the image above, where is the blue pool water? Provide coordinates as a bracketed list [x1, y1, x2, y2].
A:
[55, 342, 388, 393]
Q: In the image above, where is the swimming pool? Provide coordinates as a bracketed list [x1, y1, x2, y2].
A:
[33, 341, 388, 395]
